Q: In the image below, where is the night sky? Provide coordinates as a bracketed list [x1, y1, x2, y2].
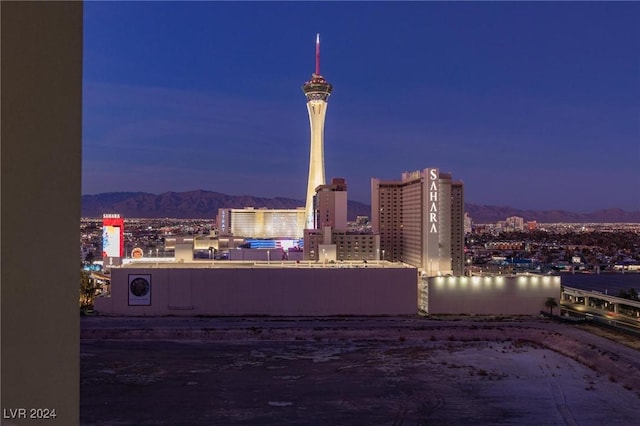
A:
[82, 2, 639, 212]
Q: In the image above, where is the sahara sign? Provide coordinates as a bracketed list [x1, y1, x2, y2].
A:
[428, 169, 438, 234]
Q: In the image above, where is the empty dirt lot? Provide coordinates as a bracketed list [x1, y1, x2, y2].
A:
[81, 316, 640, 425]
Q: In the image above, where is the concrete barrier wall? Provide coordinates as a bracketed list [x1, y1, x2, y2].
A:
[426, 275, 562, 315]
[95, 266, 418, 316]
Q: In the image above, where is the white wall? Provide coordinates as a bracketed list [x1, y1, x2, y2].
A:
[425, 275, 562, 315]
[95, 265, 418, 316]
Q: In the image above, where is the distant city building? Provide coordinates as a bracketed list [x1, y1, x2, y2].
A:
[314, 177, 347, 231]
[355, 216, 370, 226]
[217, 207, 306, 239]
[473, 224, 489, 234]
[505, 216, 525, 232]
[303, 34, 333, 229]
[485, 241, 525, 250]
[371, 168, 464, 276]
[304, 178, 380, 262]
[526, 220, 538, 231]
[464, 212, 473, 235]
[163, 235, 195, 251]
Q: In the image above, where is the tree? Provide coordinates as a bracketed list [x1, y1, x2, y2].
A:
[545, 297, 558, 316]
[79, 271, 99, 309]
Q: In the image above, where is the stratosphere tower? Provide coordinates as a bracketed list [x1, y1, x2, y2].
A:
[302, 33, 333, 229]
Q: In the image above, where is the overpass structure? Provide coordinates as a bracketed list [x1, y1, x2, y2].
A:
[561, 286, 640, 330]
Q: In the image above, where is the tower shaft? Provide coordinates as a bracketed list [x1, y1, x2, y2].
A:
[304, 100, 328, 228]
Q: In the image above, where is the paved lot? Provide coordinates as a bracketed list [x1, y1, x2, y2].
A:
[81, 316, 640, 425]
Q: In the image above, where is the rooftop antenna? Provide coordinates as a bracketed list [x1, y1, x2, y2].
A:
[315, 33, 320, 76]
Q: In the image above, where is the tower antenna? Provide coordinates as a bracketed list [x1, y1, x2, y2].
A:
[315, 33, 320, 76]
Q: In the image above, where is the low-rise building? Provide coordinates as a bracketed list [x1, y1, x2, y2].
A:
[304, 178, 381, 262]
[93, 261, 418, 316]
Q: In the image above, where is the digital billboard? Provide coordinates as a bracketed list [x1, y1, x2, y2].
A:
[102, 214, 124, 259]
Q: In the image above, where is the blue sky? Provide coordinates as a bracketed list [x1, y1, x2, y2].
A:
[83, 2, 639, 212]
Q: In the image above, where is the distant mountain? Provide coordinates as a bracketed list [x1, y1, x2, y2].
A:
[81, 191, 640, 223]
[465, 205, 640, 224]
[81, 190, 371, 221]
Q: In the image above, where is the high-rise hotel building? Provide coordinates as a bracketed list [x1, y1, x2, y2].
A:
[302, 34, 332, 229]
[314, 177, 348, 231]
[371, 168, 464, 276]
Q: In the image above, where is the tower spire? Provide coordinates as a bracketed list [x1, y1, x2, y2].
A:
[315, 33, 320, 76]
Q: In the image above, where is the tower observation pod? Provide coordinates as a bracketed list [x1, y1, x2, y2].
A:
[302, 33, 333, 229]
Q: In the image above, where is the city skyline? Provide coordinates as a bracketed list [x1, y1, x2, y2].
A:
[83, 2, 639, 213]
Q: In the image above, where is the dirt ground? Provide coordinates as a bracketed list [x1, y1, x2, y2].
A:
[80, 316, 640, 425]
[575, 322, 640, 350]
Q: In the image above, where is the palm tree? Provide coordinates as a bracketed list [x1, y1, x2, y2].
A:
[545, 297, 558, 316]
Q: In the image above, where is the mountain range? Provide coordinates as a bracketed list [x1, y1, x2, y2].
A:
[81, 190, 640, 224]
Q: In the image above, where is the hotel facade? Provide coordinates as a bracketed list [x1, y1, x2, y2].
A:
[217, 207, 306, 239]
[371, 168, 464, 276]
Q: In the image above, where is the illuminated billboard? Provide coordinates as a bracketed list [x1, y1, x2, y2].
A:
[131, 247, 144, 259]
[102, 214, 124, 258]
